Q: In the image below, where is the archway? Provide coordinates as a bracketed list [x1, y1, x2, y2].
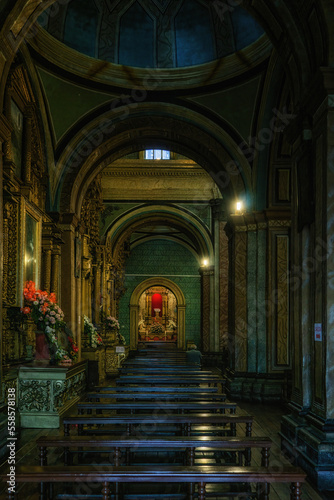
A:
[138, 286, 178, 344]
[129, 277, 186, 350]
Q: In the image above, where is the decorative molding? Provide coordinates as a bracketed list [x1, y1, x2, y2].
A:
[233, 231, 247, 372]
[276, 235, 289, 366]
[19, 380, 51, 412]
[102, 170, 209, 178]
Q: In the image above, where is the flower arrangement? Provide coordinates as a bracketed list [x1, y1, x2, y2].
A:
[21, 281, 78, 362]
[104, 316, 120, 331]
[84, 315, 103, 348]
[150, 321, 164, 335]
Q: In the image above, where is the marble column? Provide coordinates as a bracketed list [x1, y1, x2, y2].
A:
[199, 265, 214, 352]
[281, 75, 334, 490]
[225, 212, 287, 401]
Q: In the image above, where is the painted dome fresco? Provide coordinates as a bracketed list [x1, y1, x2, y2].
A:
[38, 0, 265, 68]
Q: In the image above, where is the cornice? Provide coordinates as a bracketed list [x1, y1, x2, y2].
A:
[101, 169, 209, 178]
[29, 25, 272, 92]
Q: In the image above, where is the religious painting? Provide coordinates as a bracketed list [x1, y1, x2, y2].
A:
[10, 98, 24, 178]
[18, 200, 42, 305]
[24, 213, 38, 283]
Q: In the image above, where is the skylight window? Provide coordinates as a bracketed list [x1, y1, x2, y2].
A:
[145, 150, 170, 160]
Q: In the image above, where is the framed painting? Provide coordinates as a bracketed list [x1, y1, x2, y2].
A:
[18, 199, 42, 306]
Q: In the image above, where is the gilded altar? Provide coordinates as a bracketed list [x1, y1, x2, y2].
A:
[138, 286, 177, 342]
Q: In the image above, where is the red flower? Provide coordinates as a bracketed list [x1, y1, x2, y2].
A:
[21, 306, 31, 315]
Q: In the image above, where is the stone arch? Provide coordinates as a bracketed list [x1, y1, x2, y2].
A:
[129, 277, 186, 350]
[55, 103, 250, 215]
[105, 204, 215, 264]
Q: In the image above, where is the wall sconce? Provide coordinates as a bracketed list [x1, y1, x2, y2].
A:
[202, 259, 209, 267]
[235, 201, 243, 214]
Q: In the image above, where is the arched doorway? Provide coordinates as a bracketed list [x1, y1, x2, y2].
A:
[129, 278, 186, 350]
[138, 286, 178, 344]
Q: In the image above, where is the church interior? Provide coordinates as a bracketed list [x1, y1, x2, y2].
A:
[0, 0, 334, 498]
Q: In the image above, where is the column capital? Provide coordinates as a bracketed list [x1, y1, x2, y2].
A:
[198, 265, 214, 276]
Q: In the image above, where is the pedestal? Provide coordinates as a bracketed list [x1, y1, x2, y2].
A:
[18, 360, 87, 428]
[281, 407, 334, 490]
[106, 344, 129, 377]
[81, 347, 106, 384]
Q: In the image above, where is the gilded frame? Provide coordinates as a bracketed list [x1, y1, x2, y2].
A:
[18, 198, 42, 306]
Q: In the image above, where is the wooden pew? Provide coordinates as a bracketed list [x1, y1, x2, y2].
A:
[76, 401, 237, 415]
[94, 385, 219, 393]
[1, 464, 306, 500]
[63, 413, 254, 437]
[116, 375, 226, 390]
[120, 368, 212, 374]
[36, 434, 272, 467]
[85, 391, 227, 402]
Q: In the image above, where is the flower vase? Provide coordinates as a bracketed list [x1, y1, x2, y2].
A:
[35, 331, 49, 360]
[105, 328, 116, 346]
[35, 331, 57, 364]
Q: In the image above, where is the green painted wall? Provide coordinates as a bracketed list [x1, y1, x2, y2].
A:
[38, 68, 115, 141]
[119, 239, 201, 347]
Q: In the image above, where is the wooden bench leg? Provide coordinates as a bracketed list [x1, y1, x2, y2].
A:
[102, 481, 110, 500]
[256, 482, 270, 500]
[40, 481, 47, 500]
[39, 446, 47, 466]
[290, 482, 302, 500]
[261, 447, 270, 467]
[198, 481, 206, 500]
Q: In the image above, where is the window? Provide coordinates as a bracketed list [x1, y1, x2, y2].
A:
[145, 150, 170, 160]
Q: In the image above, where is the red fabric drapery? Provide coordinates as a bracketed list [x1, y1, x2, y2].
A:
[151, 293, 162, 316]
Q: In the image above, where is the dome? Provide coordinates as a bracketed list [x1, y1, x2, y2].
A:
[38, 0, 265, 69]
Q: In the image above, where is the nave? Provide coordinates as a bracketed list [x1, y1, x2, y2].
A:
[0, 348, 328, 500]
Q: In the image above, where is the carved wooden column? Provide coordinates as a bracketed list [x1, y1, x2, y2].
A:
[110, 269, 116, 317]
[59, 214, 79, 341]
[51, 237, 62, 298]
[0, 114, 11, 398]
[22, 106, 32, 185]
[177, 305, 186, 350]
[3, 76, 16, 179]
[199, 265, 214, 352]
[42, 223, 53, 293]
[226, 215, 248, 372]
[219, 221, 229, 352]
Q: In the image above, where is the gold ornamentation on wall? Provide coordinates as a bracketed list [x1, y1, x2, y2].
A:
[219, 222, 229, 352]
[276, 235, 289, 365]
[234, 231, 247, 372]
[3, 200, 19, 306]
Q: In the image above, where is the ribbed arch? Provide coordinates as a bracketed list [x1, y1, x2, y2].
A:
[105, 204, 214, 264]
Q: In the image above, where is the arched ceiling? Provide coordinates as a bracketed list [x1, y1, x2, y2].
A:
[39, 0, 265, 69]
[105, 204, 214, 261]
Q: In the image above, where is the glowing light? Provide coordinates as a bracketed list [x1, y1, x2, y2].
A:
[236, 201, 243, 213]
[202, 259, 209, 266]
